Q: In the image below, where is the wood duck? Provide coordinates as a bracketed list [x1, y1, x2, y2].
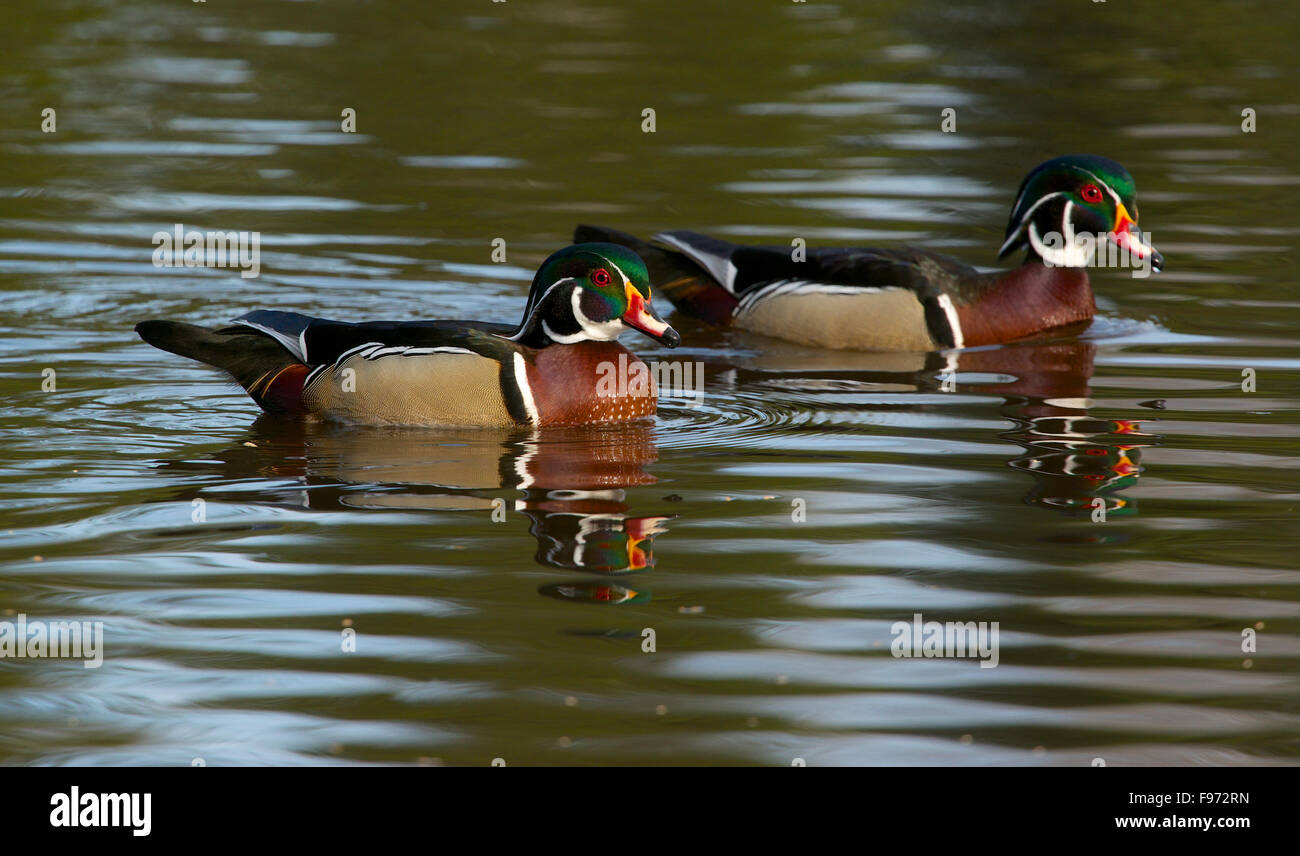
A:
[135, 243, 680, 427]
[576, 155, 1162, 351]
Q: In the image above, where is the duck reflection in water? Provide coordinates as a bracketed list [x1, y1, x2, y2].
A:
[715, 333, 1150, 516]
[157, 419, 673, 601]
[972, 340, 1153, 517]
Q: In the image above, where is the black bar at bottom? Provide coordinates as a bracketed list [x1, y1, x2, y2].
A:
[2, 766, 1281, 843]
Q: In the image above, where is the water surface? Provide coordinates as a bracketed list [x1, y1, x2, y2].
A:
[2, 0, 1298, 765]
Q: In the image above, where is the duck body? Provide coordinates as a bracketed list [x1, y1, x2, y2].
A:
[136, 244, 679, 427]
[576, 155, 1160, 352]
[607, 235, 1095, 350]
[243, 311, 660, 426]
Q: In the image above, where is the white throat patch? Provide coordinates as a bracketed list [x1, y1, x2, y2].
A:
[1029, 202, 1094, 268]
[541, 287, 624, 344]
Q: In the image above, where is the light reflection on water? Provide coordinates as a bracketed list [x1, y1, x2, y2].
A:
[1, 0, 1298, 765]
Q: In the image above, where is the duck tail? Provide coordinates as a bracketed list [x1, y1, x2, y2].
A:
[134, 320, 309, 413]
[574, 224, 738, 326]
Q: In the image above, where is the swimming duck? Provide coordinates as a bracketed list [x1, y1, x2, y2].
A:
[576, 155, 1162, 351]
[135, 243, 679, 426]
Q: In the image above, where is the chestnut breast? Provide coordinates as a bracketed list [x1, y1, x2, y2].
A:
[525, 341, 658, 426]
[956, 265, 1094, 347]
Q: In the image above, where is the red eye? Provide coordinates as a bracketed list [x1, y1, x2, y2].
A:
[1080, 184, 1103, 204]
[590, 268, 612, 287]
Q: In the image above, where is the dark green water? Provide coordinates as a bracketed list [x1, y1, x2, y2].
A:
[1, 0, 1298, 765]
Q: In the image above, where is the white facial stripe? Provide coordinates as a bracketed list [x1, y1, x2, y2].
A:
[510, 277, 578, 341]
[1005, 169, 1086, 230]
[1072, 166, 1123, 208]
[604, 256, 632, 289]
[999, 190, 1067, 256]
[512, 352, 539, 424]
[512, 277, 593, 343]
[1007, 184, 1032, 229]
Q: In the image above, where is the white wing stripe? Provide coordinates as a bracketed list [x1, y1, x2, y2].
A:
[357, 344, 473, 360]
[654, 233, 738, 292]
[736, 279, 902, 315]
[233, 318, 308, 362]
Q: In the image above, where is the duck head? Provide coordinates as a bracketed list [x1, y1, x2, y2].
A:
[513, 243, 680, 349]
[998, 155, 1163, 273]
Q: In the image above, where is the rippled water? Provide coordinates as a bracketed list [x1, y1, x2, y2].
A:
[2, 0, 1298, 765]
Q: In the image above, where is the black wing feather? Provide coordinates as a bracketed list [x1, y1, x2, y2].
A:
[653, 231, 978, 300]
[233, 311, 518, 366]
